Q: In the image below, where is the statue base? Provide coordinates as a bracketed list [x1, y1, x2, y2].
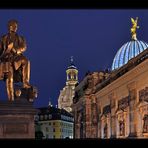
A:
[0, 99, 38, 139]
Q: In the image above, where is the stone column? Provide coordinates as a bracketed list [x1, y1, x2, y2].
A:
[125, 108, 130, 137]
[109, 92, 117, 138]
[100, 117, 104, 138]
[91, 94, 98, 138]
[96, 101, 101, 138]
[75, 124, 80, 138]
[127, 82, 137, 138]
[116, 114, 119, 138]
[136, 107, 143, 137]
[85, 95, 91, 138]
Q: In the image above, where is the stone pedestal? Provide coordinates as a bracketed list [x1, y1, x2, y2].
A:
[0, 99, 37, 139]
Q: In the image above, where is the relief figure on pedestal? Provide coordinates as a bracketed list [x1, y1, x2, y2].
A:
[119, 120, 125, 136]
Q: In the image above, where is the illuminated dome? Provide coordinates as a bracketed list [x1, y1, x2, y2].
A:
[111, 40, 148, 70]
[111, 17, 148, 71]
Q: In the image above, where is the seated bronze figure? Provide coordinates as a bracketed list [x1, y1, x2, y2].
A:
[0, 20, 37, 102]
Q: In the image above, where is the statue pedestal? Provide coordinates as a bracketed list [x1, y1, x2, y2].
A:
[0, 99, 38, 139]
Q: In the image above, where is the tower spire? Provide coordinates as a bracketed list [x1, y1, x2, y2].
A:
[70, 56, 74, 65]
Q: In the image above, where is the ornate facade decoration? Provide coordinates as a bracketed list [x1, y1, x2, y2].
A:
[119, 120, 125, 136]
[118, 96, 129, 111]
[73, 18, 148, 138]
[139, 87, 148, 102]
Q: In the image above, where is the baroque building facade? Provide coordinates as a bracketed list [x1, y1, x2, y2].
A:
[72, 18, 148, 138]
[58, 57, 78, 113]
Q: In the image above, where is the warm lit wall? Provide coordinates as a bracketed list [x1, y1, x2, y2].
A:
[95, 58, 148, 138]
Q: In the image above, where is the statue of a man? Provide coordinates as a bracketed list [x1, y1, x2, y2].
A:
[0, 19, 31, 101]
[119, 120, 125, 136]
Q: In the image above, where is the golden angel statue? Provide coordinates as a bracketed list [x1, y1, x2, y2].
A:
[131, 17, 139, 40]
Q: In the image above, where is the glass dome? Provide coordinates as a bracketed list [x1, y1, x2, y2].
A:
[111, 40, 148, 70]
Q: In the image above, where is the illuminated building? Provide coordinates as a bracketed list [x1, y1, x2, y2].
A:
[58, 56, 78, 113]
[35, 105, 74, 139]
[72, 18, 148, 138]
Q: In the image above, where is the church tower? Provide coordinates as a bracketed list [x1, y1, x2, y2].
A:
[58, 56, 78, 113]
[66, 56, 78, 86]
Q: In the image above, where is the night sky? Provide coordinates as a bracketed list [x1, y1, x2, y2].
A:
[0, 10, 148, 108]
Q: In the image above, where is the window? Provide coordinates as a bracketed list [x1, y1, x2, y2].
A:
[40, 115, 43, 120]
[49, 114, 52, 119]
[34, 115, 39, 122]
[46, 134, 48, 139]
[46, 127, 49, 132]
[49, 122, 51, 126]
[53, 128, 55, 132]
[44, 115, 48, 120]
[53, 122, 55, 125]
[53, 135, 56, 139]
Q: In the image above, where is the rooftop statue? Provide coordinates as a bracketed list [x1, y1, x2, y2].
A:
[131, 17, 139, 40]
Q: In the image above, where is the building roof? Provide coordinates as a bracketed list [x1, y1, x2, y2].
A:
[112, 40, 148, 71]
[37, 106, 74, 122]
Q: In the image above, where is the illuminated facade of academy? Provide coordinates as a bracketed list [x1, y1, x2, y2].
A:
[72, 18, 148, 138]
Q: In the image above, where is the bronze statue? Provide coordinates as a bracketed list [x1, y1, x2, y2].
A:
[0, 19, 33, 101]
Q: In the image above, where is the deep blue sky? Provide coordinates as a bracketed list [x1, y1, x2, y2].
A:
[0, 10, 148, 107]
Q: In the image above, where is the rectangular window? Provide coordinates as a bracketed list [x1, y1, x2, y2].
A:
[46, 134, 48, 139]
[46, 127, 49, 132]
[53, 128, 55, 132]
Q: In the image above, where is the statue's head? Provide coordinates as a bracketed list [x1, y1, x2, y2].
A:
[8, 19, 18, 33]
